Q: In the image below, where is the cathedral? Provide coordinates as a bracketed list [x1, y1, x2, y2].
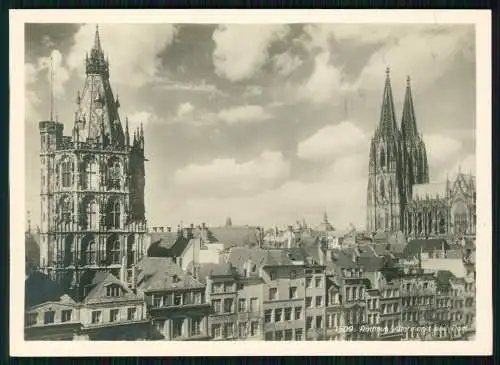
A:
[366, 68, 476, 239]
[38, 27, 147, 292]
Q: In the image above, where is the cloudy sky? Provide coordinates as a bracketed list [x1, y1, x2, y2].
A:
[24, 23, 476, 230]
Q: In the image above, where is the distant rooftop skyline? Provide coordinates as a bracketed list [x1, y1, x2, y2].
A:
[25, 23, 476, 230]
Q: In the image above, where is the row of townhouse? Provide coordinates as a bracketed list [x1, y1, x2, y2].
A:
[25, 241, 475, 342]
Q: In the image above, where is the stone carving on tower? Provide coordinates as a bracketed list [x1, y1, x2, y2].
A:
[38, 26, 147, 293]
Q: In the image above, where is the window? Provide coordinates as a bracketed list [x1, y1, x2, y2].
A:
[306, 316, 313, 329]
[174, 293, 182, 306]
[269, 288, 278, 300]
[289, 286, 297, 299]
[212, 299, 222, 314]
[290, 270, 296, 280]
[295, 328, 303, 341]
[353, 287, 357, 300]
[154, 320, 166, 335]
[250, 321, 259, 336]
[191, 316, 202, 336]
[86, 201, 98, 230]
[224, 282, 233, 292]
[44, 311, 55, 324]
[26, 313, 38, 326]
[315, 276, 321, 288]
[315, 296, 323, 307]
[61, 159, 73, 188]
[85, 160, 99, 190]
[238, 298, 247, 312]
[110, 309, 119, 322]
[91, 311, 102, 324]
[109, 200, 121, 229]
[306, 297, 313, 308]
[423, 282, 428, 290]
[153, 295, 162, 308]
[164, 293, 173, 306]
[223, 323, 233, 338]
[213, 283, 223, 293]
[265, 310, 273, 323]
[224, 298, 233, 313]
[60, 197, 72, 223]
[212, 324, 222, 339]
[275, 308, 282, 322]
[316, 316, 323, 329]
[265, 332, 273, 341]
[250, 298, 259, 312]
[108, 160, 121, 189]
[306, 277, 312, 288]
[61, 309, 72, 323]
[238, 322, 247, 338]
[295, 307, 302, 320]
[127, 307, 137, 320]
[173, 318, 184, 338]
[275, 330, 283, 341]
[183, 292, 192, 305]
[330, 293, 339, 305]
[345, 287, 351, 301]
[285, 329, 293, 341]
[106, 285, 120, 297]
[194, 291, 202, 304]
[285, 307, 292, 321]
[270, 271, 277, 280]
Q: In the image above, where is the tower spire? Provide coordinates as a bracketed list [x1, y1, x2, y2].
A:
[125, 116, 130, 146]
[401, 74, 418, 141]
[94, 24, 102, 51]
[378, 67, 398, 136]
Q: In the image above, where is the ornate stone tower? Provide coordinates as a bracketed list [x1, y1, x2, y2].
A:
[366, 68, 404, 233]
[39, 26, 147, 291]
[400, 76, 429, 203]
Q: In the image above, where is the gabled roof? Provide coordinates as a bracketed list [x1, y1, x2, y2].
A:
[83, 271, 137, 303]
[403, 238, 449, 259]
[25, 271, 67, 308]
[194, 262, 238, 283]
[206, 226, 259, 249]
[136, 257, 204, 291]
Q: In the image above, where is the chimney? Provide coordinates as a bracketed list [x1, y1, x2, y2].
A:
[190, 223, 194, 230]
[153, 227, 157, 232]
[160, 226, 164, 233]
[167, 226, 172, 233]
[202, 222, 206, 229]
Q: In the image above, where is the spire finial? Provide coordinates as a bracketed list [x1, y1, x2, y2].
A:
[94, 24, 101, 50]
[407, 75, 411, 85]
[386, 67, 390, 77]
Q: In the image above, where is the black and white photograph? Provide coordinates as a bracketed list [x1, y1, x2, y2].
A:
[10, 10, 491, 356]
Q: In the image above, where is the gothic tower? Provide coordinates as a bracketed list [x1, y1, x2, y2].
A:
[366, 68, 404, 233]
[400, 76, 429, 203]
[39, 26, 147, 292]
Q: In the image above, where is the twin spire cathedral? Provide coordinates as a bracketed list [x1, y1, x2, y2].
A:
[366, 68, 429, 233]
[39, 26, 147, 291]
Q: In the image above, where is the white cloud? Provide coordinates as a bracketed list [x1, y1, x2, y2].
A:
[25, 49, 70, 100]
[155, 79, 226, 95]
[350, 26, 474, 92]
[298, 121, 367, 162]
[177, 102, 195, 117]
[297, 52, 344, 104]
[66, 24, 178, 87]
[174, 151, 290, 197]
[217, 105, 271, 125]
[424, 134, 462, 164]
[125, 110, 157, 132]
[273, 51, 303, 76]
[243, 85, 264, 97]
[212, 24, 290, 81]
[437, 153, 476, 180]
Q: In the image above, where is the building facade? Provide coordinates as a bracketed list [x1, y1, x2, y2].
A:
[38, 27, 147, 291]
[366, 69, 429, 233]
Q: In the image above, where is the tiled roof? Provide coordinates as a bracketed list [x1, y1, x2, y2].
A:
[136, 257, 204, 291]
[83, 271, 138, 303]
[25, 271, 67, 308]
[147, 233, 192, 258]
[326, 249, 358, 270]
[403, 238, 449, 258]
[357, 256, 384, 272]
[206, 226, 260, 249]
[195, 263, 238, 283]
[149, 232, 178, 248]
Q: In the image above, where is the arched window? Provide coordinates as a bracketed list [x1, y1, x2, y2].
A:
[108, 160, 121, 189]
[61, 159, 73, 188]
[380, 148, 386, 168]
[427, 212, 433, 235]
[82, 235, 97, 265]
[86, 200, 98, 230]
[453, 201, 468, 235]
[408, 214, 413, 233]
[64, 234, 74, 266]
[107, 235, 121, 265]
[439, 214, 446, 234]
[127, 235, 135, 266]
[60, 197, 72, 223]
[85, 160, 99, 190]
[417, 213, 423, 234]
[379, 179, 385, 200]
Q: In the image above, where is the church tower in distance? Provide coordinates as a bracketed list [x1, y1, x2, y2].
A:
[38, 26, 147, 292]
[366, 68, 428, 234]
[367, 68, 404, 233]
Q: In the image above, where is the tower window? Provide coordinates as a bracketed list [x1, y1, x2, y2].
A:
[85, 160, 99, 190]
[379, 148, 386, 168]
[108, 160, 121, 189]
[107, 199, 121, 229]
[86, 200, 98, 230]
[60, 197, 72, 223]
[107, 237, 121, 265]
[82, 235, 97, 265]
[61, 159, 73, 188]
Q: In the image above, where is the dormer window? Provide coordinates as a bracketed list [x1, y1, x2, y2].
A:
[106, 285, 120, 297]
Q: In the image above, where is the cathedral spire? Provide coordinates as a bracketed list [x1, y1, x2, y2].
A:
[401, 75, 418, 142]
[94, 25, 102, 51]
[378, 67, 398, 137]
[125, 116, 130, 146]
